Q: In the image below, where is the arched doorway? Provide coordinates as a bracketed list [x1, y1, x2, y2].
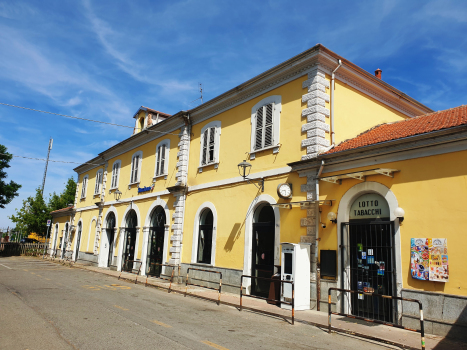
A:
[75, 222, 82, 262]
[251, 205, 275, 297]
[61, 223, 69, 258]
[146, 206, 166, 277]
[343, 193, 395, 322]
[122, 210, 137, 272]
[196, 209, 213, 264]
[106, 212, 116, 267]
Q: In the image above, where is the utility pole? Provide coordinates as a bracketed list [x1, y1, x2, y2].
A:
[41, 138, 53, 196]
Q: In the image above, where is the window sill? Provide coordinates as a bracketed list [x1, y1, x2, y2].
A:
[80, 197, 86, 201]
[198, 162, 219, 173]
[93, 193, 100, 198]
[108, 187, 118, 194]
[153, 174, 168, 181]
[128, 182, 140, 190]
[249, 145, 280, 160]
[191, 262, 214, 267]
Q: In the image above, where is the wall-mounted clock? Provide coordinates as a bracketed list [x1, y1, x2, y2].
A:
[277, 183, 292, 199]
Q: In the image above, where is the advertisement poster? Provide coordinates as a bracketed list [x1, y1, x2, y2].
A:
[429, 238, 449, 282]
[411, 238, 449, 282]
[411, 238, 429, 280]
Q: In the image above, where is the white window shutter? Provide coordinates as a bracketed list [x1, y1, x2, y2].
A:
[264, 103, 273, 147]
[202, 129, 209, 165]
[255, 106, 264, 150]
[160, 144, 166, 174]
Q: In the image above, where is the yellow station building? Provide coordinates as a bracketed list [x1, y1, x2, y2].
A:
[50, 44, 466, 338]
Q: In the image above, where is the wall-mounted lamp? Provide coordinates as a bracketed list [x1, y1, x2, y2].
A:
[394, 207, 405, 222]
[237, 160, 264, 192]
[114, 190, 122, 201]
[327, 211, 337, 224]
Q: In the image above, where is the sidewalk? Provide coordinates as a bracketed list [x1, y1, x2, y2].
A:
[64, 259, 466, 350]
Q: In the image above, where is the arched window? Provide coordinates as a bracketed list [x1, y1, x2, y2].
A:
[110, 160, 121, 189]
[249, 96, 281, 159]
[154, 139, 170, 178]
[122, 210, 138, 272]
[198, 121, 221, 171]
[130, 151, 143, 184]
[106, 212, 116, 267]
[197, 209, 214, 264]
[80, 175, 88, 199]
[147, 206, 166, 276]
[94, 169, 103, 195]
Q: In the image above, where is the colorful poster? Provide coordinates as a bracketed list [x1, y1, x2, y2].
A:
[411, 238, 429, 280]
[429, 238, 449, 282]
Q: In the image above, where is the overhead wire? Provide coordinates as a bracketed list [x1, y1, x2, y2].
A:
[0, 152, 103, 166]
[0, 102, 182, 136]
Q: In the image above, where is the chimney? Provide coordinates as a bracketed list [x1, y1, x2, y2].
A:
[375, 68, 382, 80]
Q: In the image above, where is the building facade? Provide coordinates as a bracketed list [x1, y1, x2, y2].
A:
[50, 44, 466, 338]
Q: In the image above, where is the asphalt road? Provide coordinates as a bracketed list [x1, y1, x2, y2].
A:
[0, 256, 394, 350]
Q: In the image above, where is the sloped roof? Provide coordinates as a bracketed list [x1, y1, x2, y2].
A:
[50, 206, 74, 214]
[325, 105, 467, 155]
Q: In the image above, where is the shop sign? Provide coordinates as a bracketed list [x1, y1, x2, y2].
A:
[138, 184, 154, 193]
[349, 193, 389, 220]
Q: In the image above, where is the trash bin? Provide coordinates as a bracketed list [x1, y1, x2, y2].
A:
[267, 272, 281, 306]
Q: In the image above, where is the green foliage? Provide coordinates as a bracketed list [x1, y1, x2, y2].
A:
[9, 188, 49, 237]
[9, 177, 76, 237]
[47, 177, 76, 211]
[0, 144, 21, 209]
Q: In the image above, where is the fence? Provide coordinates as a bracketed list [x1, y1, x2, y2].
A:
[0, 243, 48, 257]
[184, 268, 222, 305]
[145, 263, 179, 292]
[240, 275, 294, 325]
[328, 288, 425, 350]
[118, 260, 142, 284]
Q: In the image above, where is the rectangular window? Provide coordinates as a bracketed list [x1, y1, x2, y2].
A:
[155, 144, 166, 176]
[254, 103, 274, 150]
[80, 177, 88, 198]
[201, 127, 216, 165]
[111, 163, 119, 188]
[131, 155, 140, 183]
[94, 171, 102, 195]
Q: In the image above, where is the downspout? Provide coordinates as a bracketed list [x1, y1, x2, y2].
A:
[315, 160, 324, 311]
[330, 60, 342, 145]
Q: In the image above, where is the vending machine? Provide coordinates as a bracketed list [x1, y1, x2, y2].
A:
[280, 242, 311, 310]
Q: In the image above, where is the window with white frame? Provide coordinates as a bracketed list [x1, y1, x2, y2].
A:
[191, 203, 217, 266]
[250, 96, 281, 158]
[154, 139, 170, 178]
[199, 121, 221, 169]
[110, 160, 121, 189]
[80, 175, 88, 199]
[130, 151, 142, 184]
[94, 169, 103, 195]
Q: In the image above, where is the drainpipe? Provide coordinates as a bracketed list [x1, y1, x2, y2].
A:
[315, 160, 324, 311]
[330, 60, 342, 145]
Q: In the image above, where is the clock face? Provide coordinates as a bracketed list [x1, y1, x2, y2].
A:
[277, 183, 292, 198]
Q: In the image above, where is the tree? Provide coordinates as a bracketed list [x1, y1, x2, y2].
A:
[0, 144, 21, 209]
[9, 188, 49, 237]
[48, 177, 76, 211]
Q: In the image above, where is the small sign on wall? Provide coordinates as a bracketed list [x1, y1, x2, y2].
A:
[411, 238, 449, 282]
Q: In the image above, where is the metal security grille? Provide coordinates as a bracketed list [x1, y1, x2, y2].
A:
[341, 221, 396, 323]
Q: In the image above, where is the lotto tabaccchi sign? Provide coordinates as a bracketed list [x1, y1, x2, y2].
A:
[349, 193, 390, 220]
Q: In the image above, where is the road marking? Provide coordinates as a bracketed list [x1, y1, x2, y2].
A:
[23, 269, 28, 271]
[151, 320, 172, 328]
[114, 305, 129, 311]
[201, 340, 229, 350]
[30, 272, 35, 275]
[36, 275, 42, 277]
[45, 278, 51, 281]
[0, 264, 12, 269]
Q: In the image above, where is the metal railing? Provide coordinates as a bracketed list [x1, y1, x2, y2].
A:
[328, 288, 425, 350]
[118, 260, 142, 284]
[184, 268, 222, 305]
[240, 275, 294, 325]
[145, 263, 179, 292]
[0, 242, 47, 257]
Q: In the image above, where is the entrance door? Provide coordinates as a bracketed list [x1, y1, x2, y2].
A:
[251, 206, 275, 297]
[342, 221, 396, 323]
[147, 207, 166, 277]
[122, 210, 137, 272]
[106, 212, 116, 267]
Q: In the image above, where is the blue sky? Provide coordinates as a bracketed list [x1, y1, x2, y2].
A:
[1, 0, 466, 228]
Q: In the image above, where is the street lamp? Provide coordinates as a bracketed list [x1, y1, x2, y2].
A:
[114, 190, 122, 201]
[237, 160, 264, 192]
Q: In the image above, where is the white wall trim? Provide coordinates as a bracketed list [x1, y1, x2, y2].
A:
[191, 202, 218, 266]
[154, 139, 170, 177]
[72, 219, 83, 261]
[250, 95, 282, 155]
[199, 120, 221, 168]
[242, 194, 280, 294]
[98, 206, 118, 267]
[142, 198, 170, 275]
[336, 181, 402, 319]
[87, 217, 97, 252]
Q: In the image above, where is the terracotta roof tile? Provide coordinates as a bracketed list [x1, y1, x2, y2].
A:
[50, 206, 74, 214]
[325, 105, 467, 155]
